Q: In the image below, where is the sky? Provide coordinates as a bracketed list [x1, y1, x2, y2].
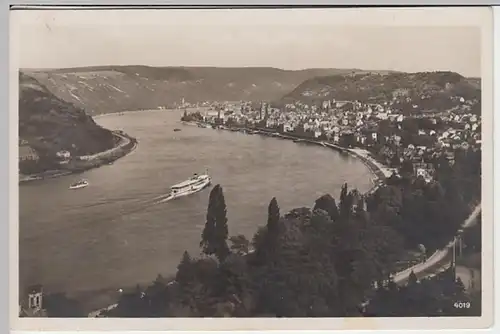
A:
[12, 8, 486, 77]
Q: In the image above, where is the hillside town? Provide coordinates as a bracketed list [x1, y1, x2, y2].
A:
[182, 94, 481, 184]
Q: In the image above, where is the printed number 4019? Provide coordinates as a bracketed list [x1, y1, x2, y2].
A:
[454, 302, 471, 309]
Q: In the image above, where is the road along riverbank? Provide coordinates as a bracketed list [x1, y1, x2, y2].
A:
[392, 204, 481, 285]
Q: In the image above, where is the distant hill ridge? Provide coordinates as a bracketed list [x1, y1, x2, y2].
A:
[21, 66, 399, 115]
[20, 66, 481, 119]
[282, 71, 481, 112]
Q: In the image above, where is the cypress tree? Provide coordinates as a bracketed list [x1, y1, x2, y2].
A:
[254, 197, 281, 262]
[267, 197, 280, 238]
[339, 183, 348, 205]
[201, 184, 230, 262]
[339, 183, 353, 220]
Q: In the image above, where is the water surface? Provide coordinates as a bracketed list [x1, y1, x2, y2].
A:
[19, 110, 372, 301]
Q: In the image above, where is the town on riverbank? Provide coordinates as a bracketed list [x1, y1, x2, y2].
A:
[181, 96, 480, 188]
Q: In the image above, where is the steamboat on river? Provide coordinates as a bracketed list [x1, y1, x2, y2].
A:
[164, 171, 212, 201]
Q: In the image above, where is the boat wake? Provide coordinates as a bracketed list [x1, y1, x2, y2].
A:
[152, 193, 174, 204]
[77, 172, 213, 222]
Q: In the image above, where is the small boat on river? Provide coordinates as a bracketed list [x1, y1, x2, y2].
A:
[69, 179, 89, 190]
[173, 128, 182, 132]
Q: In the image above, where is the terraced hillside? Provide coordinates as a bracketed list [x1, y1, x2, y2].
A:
[22, 66, 395, 115]
[282, 71, 481, 114]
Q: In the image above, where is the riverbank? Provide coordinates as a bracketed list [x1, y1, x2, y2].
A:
[19, 131, 138, 184]
[92, 107, 204, 120]
[184, 120, 393, 192]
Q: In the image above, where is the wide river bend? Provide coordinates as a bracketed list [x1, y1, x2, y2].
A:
[19, 110, 372, 308]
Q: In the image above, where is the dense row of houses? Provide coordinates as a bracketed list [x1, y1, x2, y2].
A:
[194, 96, 481, 183]
[201, 97, 480, 143]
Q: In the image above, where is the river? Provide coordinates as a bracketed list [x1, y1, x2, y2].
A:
[19, 109, 373, 309]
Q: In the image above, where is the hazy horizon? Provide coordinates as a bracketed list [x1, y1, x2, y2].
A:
[12, 8, 484, 77]
[19, 65, 481, 79]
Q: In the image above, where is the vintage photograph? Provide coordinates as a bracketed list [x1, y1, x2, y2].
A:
[11, 6, 492, 331]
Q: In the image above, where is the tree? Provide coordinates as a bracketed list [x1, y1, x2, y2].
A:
[252, 198, 282, 264]
[390, 153, 401, 168]
[143, 275, 170, 317]
[176, 251, 195, 286]
[267, 197, 280, 240]
[229, 235, 250, 255]
[201, 185, 230, 262]
[400, 159, 414, 176]
[113, 285, 148, 317]
[313, 194, 339, 222]
[339, 183, 353, 219]
[463, 217, 481, 253]
[340, 133, 356, 148]
[386, 172, 401, 186]
[253, 211, 340, 317]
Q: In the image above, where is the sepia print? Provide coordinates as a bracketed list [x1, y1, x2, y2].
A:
[11, 6, 493, 331]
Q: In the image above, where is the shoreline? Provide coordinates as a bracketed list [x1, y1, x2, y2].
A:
[185, 120, 392, 193]
[19, 130, 138, 185]
[19, 108, 177, 184]
[91, 107, 200, 120]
